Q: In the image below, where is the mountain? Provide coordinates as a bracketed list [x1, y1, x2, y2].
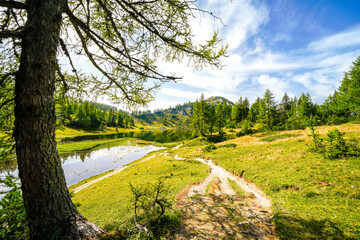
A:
[132, 96, 233, 127]
[206, 96, 234, 106]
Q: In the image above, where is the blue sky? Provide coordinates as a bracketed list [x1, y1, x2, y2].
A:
[144, 0, 360, 110]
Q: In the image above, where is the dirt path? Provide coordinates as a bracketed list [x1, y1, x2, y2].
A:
[173, 155, 278, 239]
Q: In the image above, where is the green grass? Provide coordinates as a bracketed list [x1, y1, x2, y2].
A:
[68, 170, 115, 191]
[172, 125, 360, 239]
[55, 125, 143, 141]
[71, 154, 210, 229]
[228, 178, 245, 197]
[57, 138, 134, 154]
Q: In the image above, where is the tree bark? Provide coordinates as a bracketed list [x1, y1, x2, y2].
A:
[14, 0, 103, 239]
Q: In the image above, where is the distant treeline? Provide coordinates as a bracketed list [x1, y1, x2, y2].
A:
[57, 100, 134, 130]
[191, 56, 360, 136]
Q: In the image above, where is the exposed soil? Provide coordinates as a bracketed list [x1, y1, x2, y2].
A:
[172, 156, 278, 240]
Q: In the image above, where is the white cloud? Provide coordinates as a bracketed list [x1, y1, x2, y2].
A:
[159, 88, 202, 101]
[308, 25, 360, 51]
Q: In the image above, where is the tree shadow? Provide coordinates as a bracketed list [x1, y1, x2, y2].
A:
[273, 213, 355, 240]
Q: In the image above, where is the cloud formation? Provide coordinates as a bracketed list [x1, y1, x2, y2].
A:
[143, 1, 360, 110]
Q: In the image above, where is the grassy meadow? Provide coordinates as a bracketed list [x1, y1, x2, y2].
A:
[169, 123, 360, 239]
[71, 154, 210, 230]
[57, 138, 135, 155]
[55, 125, 141, 140]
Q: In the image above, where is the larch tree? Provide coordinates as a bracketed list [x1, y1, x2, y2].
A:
[0, 0, 227, 239]
[258, 89, 276, 130]
[336, 56, 360, 117]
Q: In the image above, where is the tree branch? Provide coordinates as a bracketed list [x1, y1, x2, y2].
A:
[55, 62, 69, 92]
[0, 0, 26, 9]
[0, 97, 15, 109]
[0, 28, 23, 38]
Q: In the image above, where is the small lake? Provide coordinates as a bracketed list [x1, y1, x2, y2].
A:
[0, 129, 191, 193]
[1, 143, 164, 187]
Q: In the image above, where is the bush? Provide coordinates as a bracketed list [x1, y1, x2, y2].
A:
[308, 126, 360, 160]
[118, 179, 181, 239]
[0, 175, 29, 240]
[203, 143, 217, 152]
[218, 144, 237, 148]
[236, 120, 253, 137]
[206, 134, 226, 143]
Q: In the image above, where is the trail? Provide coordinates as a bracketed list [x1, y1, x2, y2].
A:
[173, 155, 277, 240]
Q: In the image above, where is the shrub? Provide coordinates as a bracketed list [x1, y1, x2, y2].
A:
[120, 179, 181, 239]
[0, 175, 29, 240]
[218, 144, 237, 148]
[307, 122, 360, 160]
[236, 120, 253, 137]
[203, 143, 217, 152]
[206, 134, 226, 143]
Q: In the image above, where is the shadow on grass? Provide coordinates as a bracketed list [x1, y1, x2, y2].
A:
[100, 211, 182, 240]
[273, 213, 354, 240]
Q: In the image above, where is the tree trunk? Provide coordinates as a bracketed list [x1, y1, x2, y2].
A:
[14, 0, 103, 239]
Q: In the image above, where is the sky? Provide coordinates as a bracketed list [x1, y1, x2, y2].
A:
[141, 0, 360, 111]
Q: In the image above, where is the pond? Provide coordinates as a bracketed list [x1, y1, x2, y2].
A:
[1, 129, 193, 195]
[1, 142, 164, 188]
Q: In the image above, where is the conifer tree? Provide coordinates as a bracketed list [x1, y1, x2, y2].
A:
[215, 103, 225, 134]
[0, 0, 227, 237]
[258, 89, 277, 130]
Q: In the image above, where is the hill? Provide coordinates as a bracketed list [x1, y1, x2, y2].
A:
[133, 96, 233, 127]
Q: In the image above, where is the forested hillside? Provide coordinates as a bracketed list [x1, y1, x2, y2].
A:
[56, 100, 134, 130]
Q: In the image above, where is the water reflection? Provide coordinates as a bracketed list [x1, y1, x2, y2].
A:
[62, 144, 163, 186]
[1, 129, 191, 193]
[0, 144, 163, 188]
[60, 129, 192, 143]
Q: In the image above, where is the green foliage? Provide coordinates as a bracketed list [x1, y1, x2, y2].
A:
[205, 133, 236, 143]
[322, 129, 360, 159]
[218, 143, 237, 148]
[236, 120, 253, 137]
[307, 122, 360, 159]
[191, 94, 209, 136]
[258, 89, 277, 130]
[0, 136, 14, 163]
[0, 176, 29, 240]
[203, 143, 217, 152]
[306, 117, 324, 151]
[322, 55, 360, 123]
[58, 99, 131, 130]
[108, 179, 181, 239]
